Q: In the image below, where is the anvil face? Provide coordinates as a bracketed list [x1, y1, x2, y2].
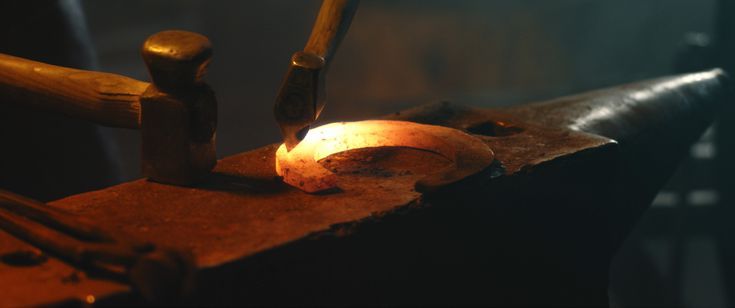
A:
[0, 70, 729, 306]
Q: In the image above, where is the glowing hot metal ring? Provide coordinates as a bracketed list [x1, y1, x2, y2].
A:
[275, 120, 495, 193]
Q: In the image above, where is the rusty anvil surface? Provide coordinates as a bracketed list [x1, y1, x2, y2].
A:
[0, 69, 730, 306]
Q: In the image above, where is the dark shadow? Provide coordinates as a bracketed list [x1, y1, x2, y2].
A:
[198, 172, 288, 195]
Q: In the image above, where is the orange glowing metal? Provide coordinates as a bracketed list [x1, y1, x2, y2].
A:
[275, 120, 495, 193]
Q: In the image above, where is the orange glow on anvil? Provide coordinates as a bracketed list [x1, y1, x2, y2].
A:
[275, 120, 492, 193]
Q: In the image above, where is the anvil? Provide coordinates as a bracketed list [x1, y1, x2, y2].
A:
[0, 30, 729, 305]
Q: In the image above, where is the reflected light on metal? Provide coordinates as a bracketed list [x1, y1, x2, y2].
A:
[275, 120, 494, 193]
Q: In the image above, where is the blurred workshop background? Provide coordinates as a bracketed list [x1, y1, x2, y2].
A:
[6, 0, 734, 306]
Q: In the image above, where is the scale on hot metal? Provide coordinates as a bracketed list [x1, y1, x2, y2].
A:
[0, 0, 731, 306]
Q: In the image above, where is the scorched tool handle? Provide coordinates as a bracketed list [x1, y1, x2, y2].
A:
[0, 53, 148, 128]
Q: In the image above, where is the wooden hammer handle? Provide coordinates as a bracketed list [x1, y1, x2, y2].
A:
[304, 0, 359, 65]
[0, 53, 149, 129]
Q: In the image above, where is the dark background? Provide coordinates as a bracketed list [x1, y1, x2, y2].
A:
[12, 0, 732, 306]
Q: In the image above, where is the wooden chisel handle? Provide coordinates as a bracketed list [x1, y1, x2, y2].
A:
[304, 0, 359, 67]
[0, 53, 149, 128]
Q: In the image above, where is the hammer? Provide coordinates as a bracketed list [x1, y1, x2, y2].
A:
[273, 0, 359, 150]
[0, 30, 217, 186]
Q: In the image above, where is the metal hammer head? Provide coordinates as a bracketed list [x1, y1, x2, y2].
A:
[140, 30, 218, 186]
[141, 30, 213, 90]
[273, 51, 326, 151]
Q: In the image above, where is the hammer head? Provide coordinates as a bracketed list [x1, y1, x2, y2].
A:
[273, 51, 326, 151]
[141, 30, 213, 91]
[140, 31, 217, 185]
